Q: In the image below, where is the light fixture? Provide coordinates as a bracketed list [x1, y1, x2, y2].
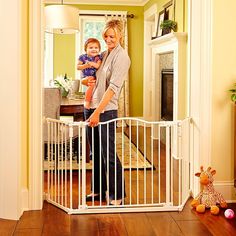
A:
[44, 1, 79, 34]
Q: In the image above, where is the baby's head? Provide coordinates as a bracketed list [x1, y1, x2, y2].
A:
[84, 38, 101, 57]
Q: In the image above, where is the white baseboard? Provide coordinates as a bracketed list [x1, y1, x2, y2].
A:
[21, 188, 29, 213]
[214, 181, 236, 202]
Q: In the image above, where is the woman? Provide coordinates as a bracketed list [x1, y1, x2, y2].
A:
[83, 19, 131, 206]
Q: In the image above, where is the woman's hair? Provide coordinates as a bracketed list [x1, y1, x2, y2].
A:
[84, 38, 101, 51]
[102, 19, 124, 42]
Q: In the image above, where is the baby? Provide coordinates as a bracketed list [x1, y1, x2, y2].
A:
[77, 38, 102, 109]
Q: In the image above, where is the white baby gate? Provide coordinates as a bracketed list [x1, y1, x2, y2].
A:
[44, 117, 192, 214]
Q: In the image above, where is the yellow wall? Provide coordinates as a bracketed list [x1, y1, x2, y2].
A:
[21, 0, 29, 188]
[54, 34, 76, 79]
[212, 0, 236, 181]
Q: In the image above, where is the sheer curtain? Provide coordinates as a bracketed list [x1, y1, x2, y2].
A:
[105, 14, 129, 121]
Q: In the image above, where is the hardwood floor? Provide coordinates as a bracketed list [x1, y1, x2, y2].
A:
[1, 200, 236, 235]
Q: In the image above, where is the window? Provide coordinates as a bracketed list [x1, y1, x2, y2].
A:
[75, 16, 106, 90]
[44, 33, 53, 87]
[83, 19, 106, 50]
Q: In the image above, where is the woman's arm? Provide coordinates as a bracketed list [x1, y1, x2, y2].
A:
[87, 88, 115, 127]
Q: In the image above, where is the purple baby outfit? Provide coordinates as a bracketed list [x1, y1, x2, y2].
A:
[78, 54, 102, 78]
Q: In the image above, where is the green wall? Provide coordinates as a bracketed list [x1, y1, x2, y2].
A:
[54, 5, 144, 117]
[54, 34, 75, 79]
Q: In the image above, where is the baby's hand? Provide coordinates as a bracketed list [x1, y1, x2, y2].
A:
[85, 61, 92, 68]
[88, 61, 96, 68]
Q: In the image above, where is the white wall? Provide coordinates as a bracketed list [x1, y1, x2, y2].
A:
[0, 0, 22, 219]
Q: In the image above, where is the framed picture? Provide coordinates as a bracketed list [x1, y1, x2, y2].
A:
[156, 10, 167, 37]
[164, 0, 174, 21]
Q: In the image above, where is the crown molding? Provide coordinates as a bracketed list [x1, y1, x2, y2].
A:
[44, 0, 149, 6]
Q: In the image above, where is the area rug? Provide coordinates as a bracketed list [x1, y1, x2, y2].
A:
[116, 132, 152, 169]
[44, 132, 152, 170]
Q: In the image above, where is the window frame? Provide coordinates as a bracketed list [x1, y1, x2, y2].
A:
[75, 10, 127, 80]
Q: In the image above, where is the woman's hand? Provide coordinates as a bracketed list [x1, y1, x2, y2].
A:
[86, 88, 115, 127]
[87, 111, 100, 127]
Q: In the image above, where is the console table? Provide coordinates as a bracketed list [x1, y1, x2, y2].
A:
[60, 97, 90, 163]
[60, 97, 84, 121]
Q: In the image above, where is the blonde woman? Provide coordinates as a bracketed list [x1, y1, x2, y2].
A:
[83, 19, 130, 206]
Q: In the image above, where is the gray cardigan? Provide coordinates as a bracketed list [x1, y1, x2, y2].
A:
[90, 44, 131, 111]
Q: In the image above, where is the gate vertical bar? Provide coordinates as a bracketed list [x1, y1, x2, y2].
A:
[107, 123, 110, 206]
[57, 123, 60, 204]
[151, 123, 154, 204]
[144, 122, 146, 204]
[61, 124, 64, 206]
[136, 121, 139, 204]
[69, 125, 73, 209]
[81, 123, 86, 207]
[121, 120, 125, 203]
[78, 125, 81, 208]
[129, 120, 132, 205]
[47, 121, 50, 200]
[166, 125, 170, 204]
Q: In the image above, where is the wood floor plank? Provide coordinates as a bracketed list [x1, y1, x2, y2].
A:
[16, 210, 44, 230]
[70, 214, 99, 233]
[121, 212, 156, 236]
[0, 219, 17, 236]
[13, 228, 42, 236]
[170, 201, 199, 221]
[42, 204, 71, 236]
[146, 212, 183, 236]
[176, 220, 212, 236]
[97, 214, 128, 236]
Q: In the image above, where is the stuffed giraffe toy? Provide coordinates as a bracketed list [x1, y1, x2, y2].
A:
[191, 166, 227, 215]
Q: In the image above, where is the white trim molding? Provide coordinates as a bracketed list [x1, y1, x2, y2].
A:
[191, 181, 236, 203]
[143, 5, 157, 121]
[188, 0, 212, 196]
[44, 0, 149, 6]
[214, 181, 236, 202]
[29, 0, 43, 210]
[21, 188, 29, 212]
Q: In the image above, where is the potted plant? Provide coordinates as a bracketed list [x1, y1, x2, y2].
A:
[229, 83, 236, 102]
[54, 74, 72, 97]
[160, 20, 177, 35]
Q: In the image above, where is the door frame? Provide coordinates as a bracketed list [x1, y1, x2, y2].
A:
[28, 0, 213, 207]
[28, 0, 44, 210]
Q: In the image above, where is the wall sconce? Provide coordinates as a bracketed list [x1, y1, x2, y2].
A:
[44, 1, 79, 34]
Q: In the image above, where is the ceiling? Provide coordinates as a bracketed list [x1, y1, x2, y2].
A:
[45, 0, 149, 6]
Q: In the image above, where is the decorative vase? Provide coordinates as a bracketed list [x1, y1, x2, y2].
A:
[61, 88, 69, 97]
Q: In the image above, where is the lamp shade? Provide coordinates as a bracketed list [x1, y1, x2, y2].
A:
[44, 5, 79, 34]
